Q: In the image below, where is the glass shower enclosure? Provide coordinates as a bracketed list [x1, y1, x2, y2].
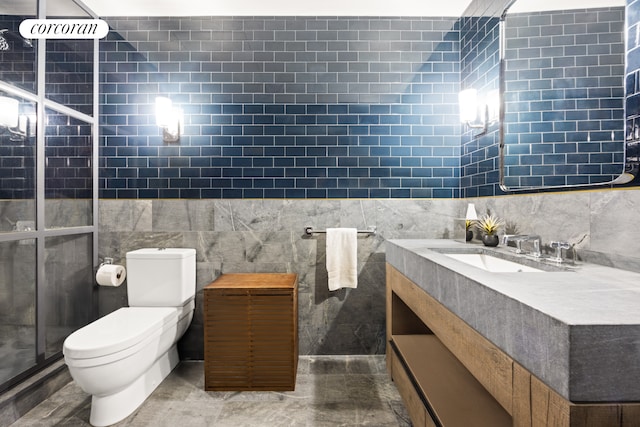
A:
[0, 0, 98, 392]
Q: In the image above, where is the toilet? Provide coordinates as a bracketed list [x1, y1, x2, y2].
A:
[63, 248, 196, 427]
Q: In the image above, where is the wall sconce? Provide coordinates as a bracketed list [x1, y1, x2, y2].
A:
[458, 88, 499, 137]
[155, 96, 182, 143]
[0, 96, 33, 141]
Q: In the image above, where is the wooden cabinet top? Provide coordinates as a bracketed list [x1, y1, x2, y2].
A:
[205, 273, 298, 290]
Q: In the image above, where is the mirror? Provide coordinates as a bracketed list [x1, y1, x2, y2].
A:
[500, 0, 626, 190]
[623, 0, 640, 184]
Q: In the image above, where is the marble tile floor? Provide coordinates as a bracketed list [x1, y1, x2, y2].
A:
[10, 355, 411, 427]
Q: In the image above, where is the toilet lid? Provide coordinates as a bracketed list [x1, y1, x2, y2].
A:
[63, 307, 179, 359]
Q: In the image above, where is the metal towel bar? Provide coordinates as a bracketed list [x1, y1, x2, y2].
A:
[304, 226, 376, 236]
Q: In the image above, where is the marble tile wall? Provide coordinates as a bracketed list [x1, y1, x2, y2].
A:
[43, 234, 94, 357]
[0, 200, 92, 232]
[467, 187, 640, 272]
[98, 198, 461, 358]
[98, 188, 640, 358]
[0, 201, 34, 233]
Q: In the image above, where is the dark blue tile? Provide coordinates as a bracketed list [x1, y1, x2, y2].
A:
[99, 14, 630, 199]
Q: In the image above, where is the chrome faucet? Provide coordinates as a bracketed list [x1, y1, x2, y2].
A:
[502, 234, 542, 257]
[550, 241, 571, 262]
[501, 234, 528, 253]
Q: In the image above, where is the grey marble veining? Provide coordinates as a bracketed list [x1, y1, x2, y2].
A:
[466, 189, 640, 272]
[43, 234, 94, 355]
[98, 198, 460, 357]
[94, 189, 640, 368]
[0, 201, 35, 233]
[10, 356, 410, 427]
[467, 193, 591, 251]
[589, 190, 640, 261]
[0, 326, 36, 387]
[386, 238, 640, 402]
[0, 360, 71, 427]
[0, 199, 93, 232]
[6, 187, 640, 423]
[44, 200, 93, 229]
[99, 200, 152, 232]
[152, 200, 216, 232]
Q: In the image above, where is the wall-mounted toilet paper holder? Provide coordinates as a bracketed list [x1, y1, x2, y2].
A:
[100, 257, 114, 267]
[96, 257, 126, 285]
[99, 258, 124, 280]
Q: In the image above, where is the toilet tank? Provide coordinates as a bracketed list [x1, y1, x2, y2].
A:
[125, 248, 196, 307]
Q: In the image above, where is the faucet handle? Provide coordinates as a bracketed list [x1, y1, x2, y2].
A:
[502, 234, 520, 245]
[550, 241, 571, 262]
[502, 234, 525, 254]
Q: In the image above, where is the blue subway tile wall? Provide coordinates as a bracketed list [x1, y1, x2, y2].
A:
[0, 133, 35, 200]
[502, 7, 625, 188]
[45, 109, 93, 199]
[0, 16, 35, 199]
[1, 114, 90, 205]
[0, 15, 36, 94]
[99, 16, 461, 199]
[0, 15, 94, 200]
[458, 14, 501, 197]
[46, 39, 95, 117]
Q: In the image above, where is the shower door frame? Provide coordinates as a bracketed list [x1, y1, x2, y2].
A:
[0, 0, 99, 393]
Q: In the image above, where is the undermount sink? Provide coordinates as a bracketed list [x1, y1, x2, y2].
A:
[442, 253, 544, 273]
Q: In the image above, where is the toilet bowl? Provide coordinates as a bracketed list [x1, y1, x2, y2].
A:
[64, 301, 194, 426]
[63, 248, 196, 427]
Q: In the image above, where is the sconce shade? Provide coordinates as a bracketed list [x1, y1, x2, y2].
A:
[465, 203, 478, 220]
[155, 96, 173, 127]
[0, 96, 19, 128]
[155, 96, 181, 142]
[458, 88, 478, 123]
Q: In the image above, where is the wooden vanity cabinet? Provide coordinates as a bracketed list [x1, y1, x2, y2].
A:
[386, 265, 511, 427]
[386, 264, 640, 427]
[204, 273, 298, 391]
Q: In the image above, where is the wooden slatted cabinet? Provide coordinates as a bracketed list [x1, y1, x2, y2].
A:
[204, 273, 298, 391]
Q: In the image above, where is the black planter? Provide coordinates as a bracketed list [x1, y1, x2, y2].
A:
[482, 233, 499, 247]
[465, 229, 473, 242]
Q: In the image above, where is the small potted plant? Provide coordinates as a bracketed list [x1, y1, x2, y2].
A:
[474, 213, 504, 247]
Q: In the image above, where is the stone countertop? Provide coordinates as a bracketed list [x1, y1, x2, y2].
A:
[386, 238, 640, 402]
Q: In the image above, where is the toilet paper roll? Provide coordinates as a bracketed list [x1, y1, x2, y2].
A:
[96, 264, 126, 287]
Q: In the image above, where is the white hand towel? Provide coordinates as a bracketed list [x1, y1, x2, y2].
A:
[326, 228, 358, 291]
